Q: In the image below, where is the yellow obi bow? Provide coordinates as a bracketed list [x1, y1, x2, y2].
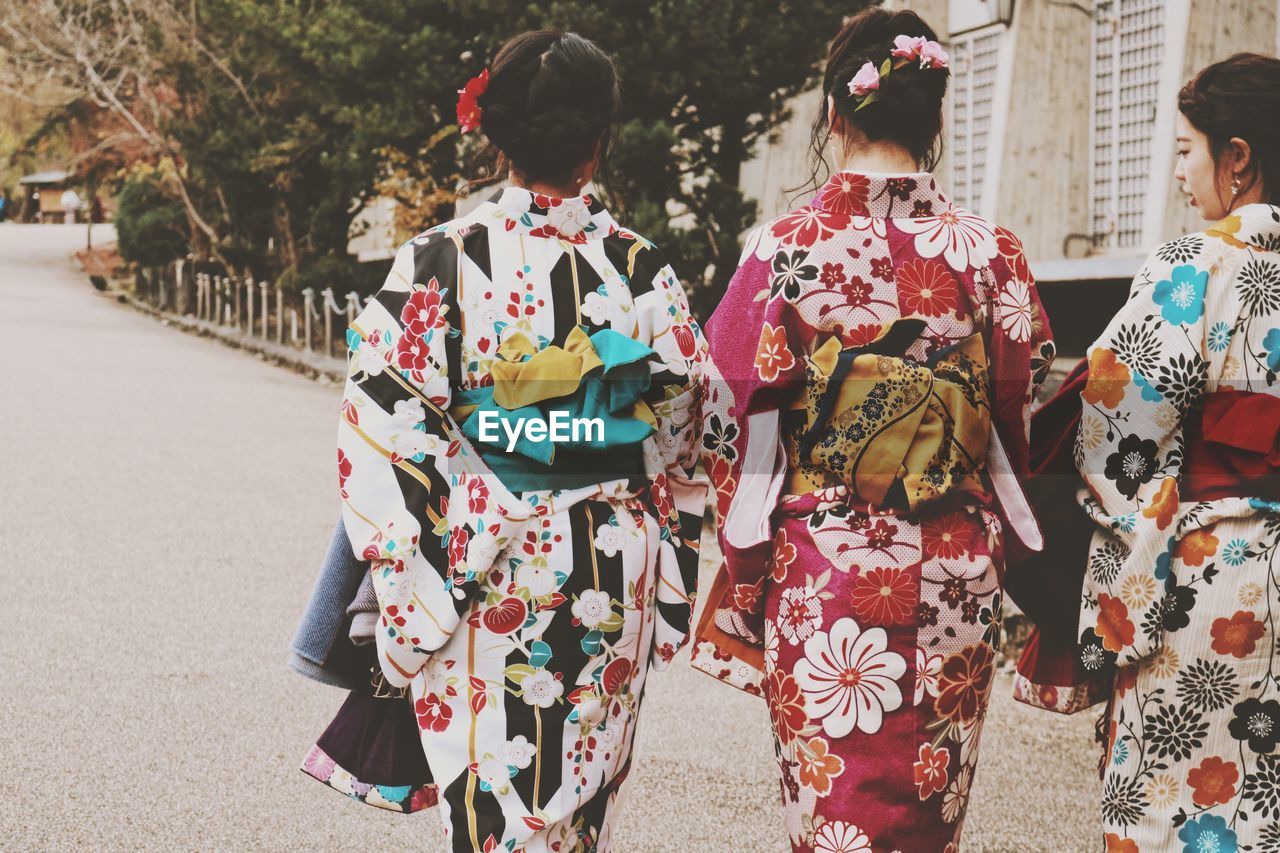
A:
[786, 318, 991, 510]
[489, 326, 604, 410]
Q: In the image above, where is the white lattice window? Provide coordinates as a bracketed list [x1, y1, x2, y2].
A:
[1091, 0, 1165, 250]
[949, 27, 1003, 214]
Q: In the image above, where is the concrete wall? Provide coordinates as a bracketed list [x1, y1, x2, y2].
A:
[742, 0, 1279, 263]
[739, 88, 826, 222]
[994, 0, 1093, 263]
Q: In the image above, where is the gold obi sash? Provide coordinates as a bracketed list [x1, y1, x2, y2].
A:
[453, 325, 657, 429]
[783, 318, 992, 510]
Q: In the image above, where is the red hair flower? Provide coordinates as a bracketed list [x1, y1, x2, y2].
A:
[456, 69, 489, 134]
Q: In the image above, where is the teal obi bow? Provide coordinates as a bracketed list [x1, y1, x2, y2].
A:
[454, 326, 657, 492]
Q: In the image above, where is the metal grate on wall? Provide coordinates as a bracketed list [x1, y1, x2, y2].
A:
[949, 28, 1003, 215]
[1091, 0, 1165, 251]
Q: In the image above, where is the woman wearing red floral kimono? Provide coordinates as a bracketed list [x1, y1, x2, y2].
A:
[690, 9, 1054, 851]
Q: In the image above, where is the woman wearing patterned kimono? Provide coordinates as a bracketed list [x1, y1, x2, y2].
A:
[690, 9, 1054, 852]
[334, 31, 708, 851]
[1064, 54, 1280, 852]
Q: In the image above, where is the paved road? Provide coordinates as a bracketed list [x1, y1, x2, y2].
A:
[0, 224, 1100, 851]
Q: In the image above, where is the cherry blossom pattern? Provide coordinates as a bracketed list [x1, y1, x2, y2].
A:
[896, 204, 998, 273]
[794, 617, 907, 738]
[756, 321, 797, 382]
[770, 207, 853, 248]
[914, 743, 951, 800]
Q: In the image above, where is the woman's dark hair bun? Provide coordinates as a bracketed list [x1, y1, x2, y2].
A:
[477, 30, 620, 185]
[819, 8, 948, 169]
[1178, 52, 1280, 206]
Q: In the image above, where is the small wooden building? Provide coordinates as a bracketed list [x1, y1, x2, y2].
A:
[17, 170, 71, 223]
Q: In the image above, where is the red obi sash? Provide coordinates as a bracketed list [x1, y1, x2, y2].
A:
[1009, 376, 1280, 716]
[1182, 388, 1280, 502]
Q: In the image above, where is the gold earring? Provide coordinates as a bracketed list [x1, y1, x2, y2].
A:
[1232, 175, 1241, 197]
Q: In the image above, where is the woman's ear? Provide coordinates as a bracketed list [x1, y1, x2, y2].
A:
[1227, 136, 1254, 180]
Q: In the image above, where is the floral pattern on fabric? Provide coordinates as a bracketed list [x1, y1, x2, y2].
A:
[338, 185, 709, 850]
[759, 497, 1005, 851]
[301, 744, 439, 814]
[691, 171, 1051, 851]
[1075, 204, 1280, 850]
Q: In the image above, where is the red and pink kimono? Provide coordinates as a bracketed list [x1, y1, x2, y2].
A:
[691, 170, 1054, 852]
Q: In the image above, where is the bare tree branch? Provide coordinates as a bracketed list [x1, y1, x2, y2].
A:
[2, 0, 227, 259]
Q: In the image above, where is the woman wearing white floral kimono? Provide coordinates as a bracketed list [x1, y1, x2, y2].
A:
[334, 31, 708, 852]
[1069, 54, 1280, 852]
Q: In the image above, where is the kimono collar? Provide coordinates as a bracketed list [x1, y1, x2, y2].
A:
[484, 185, 619, 243]
[1209, 203, 1280, 252]
[812, 170, 951, 219]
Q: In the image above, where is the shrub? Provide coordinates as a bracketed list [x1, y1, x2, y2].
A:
[114, 172, 188, 268]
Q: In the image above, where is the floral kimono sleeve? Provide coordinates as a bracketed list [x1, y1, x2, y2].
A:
[1076, 243, 1210, 667]
[635, 261, 712, 667]
[339, 239, 535, 687]
[692, 231, 808, 688]
[702, 232, 808, 582]
[993, 227, 1056, 411]
[988, 226, 1056, 473]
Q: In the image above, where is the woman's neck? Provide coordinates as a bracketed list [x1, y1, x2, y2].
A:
[833, 139, 920, 175]
[1228, 182, 1266, 214]
[510, 172, 584, 199]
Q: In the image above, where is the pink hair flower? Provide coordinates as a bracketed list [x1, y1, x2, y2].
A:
[848, 61, 882, 97]
[919, 40, 949, 70]
[891, 35, 927, 60]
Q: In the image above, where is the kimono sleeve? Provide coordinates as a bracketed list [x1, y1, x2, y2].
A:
[1075, 242, 1210, 667]
[1001, 230, 1056, 407]
[990, 226, 1056, 452]
[635, 261, 712, 668]
[338, 240, 534, 687]
[987, 227, 1056, 558]
[690, 231, 807, 693]
[701, 232, 806, 586]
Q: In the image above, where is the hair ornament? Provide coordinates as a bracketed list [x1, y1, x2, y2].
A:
[456, 69, 490, 134]
[848, 34, 949, 111]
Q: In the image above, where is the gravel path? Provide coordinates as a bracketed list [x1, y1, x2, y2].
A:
[0, 224, 1100, 851]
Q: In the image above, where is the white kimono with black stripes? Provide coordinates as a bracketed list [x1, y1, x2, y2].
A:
[337, 185, 710, 851]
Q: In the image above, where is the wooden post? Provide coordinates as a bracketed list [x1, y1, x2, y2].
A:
[260, 280, 269, 340]
[245, 274, 255, 335]
[174, 259, 185, 315]
[322, 287, 334, 358]
[302, 288, 314, 352]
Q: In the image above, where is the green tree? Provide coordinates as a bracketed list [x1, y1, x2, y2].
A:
[155, 0, 470, 279]
[5, 0, 862, 316]
[114, 167, 188, 267]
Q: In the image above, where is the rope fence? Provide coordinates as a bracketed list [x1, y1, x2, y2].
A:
[136, 256, 369, 358]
